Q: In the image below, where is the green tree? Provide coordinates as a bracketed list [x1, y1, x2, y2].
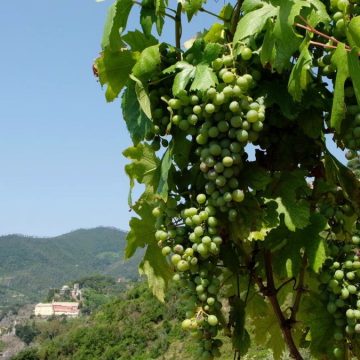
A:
[95, 1, 360, 359]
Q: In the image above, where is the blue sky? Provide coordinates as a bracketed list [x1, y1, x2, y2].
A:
[0, 1, 346, 237]
[0, 0, 225, 236]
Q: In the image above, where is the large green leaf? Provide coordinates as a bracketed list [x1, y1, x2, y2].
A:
[101, 0, 133, 51]
[132, 45, 161, 82]
[139, 243, 173, 302]
[346, 16, 360, 48]
[121, 81, 152, 146]
[183, 0, 206, 21]
[156, 147, 173, 201]
[122, 30, 158, 52]
[348, 48, 360, 107]
[235, 0, 329, 71]
[95, 50, 136, 102]
[172, 63, 196, 96]
[273, 214, 327, 278]
[330, 43, 349, 132]
[298, 292, 336, 357]
[267, 171, 310, 232]
[233, 2, 277, 45]
[126, 200, 155, 258]
[288, 39, 312, 101]
[130, 75, 152, 119]
[123, 143, 160, 205]
[190, 63, 218, 92]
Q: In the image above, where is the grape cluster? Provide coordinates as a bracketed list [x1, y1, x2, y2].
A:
[150, 52, 266, 359]
[153, 200, 225, 359]
[167, 57, 265, 221]
[319, 234, 360, 358]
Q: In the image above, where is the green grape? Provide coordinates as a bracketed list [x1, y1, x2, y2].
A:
[222, 71, 235, 84]
[207, 315, 218, 326]
[197, 193, 207, 204]
[240, 47, 253, 61]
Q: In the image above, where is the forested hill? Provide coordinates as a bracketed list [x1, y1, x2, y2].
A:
[0, 227, 141, 306]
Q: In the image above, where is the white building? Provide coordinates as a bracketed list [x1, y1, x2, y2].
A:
[34, 302, 79, 317]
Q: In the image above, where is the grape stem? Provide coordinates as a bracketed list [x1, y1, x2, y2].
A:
[199, 7, 227, 22]
[175, 3, 182, 60]
[294, 17, 356, 54]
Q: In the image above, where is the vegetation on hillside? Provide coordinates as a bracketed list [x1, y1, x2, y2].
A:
[0, 227, 141, 318]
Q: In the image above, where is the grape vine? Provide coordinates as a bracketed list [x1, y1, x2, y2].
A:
[95, 0, 360, 359]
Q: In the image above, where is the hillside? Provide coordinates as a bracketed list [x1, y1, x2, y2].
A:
[0, 227, 142, 312]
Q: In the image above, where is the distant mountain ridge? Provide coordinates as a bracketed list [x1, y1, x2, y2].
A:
[0, 227, 141, 309]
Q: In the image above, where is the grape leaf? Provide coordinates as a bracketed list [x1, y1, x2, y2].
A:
[348, 48, 360, 107]
[126, 199, 155, 258]
[288, 39, 312, 101]
[95, 49, 136, 102]
[139, 243, 172, 302]
[101, 0, 133, 51]
[298, 292, 336, 357]
[183, 0, 206, 21]
[190, 63, 218, 92]
[241, 0, 265, 13]
[241, 163, 272, 191]
[122, 30, 158, 51]
[154, 0, 167, 34]
[140, 6, 156, 37]
[132, 45, 161, 82]
[266, 171, 310, 231]
[202, 43, 223, 63]
[273, 214, 327, 277]
[234, 2, 277, 45]
[172, 131, 193, 170]
[251, 301, 286, 359]
[229, 297, 250, 356]
[121, 81, 152, 146]
[123, 143, 160, 205]
[346, 16, 360, 48]
[235, 0, 329, 71]
[172, 63, 196, 96]
[204, 23, 224, 43]
[156, 147, 173, 201]
[330, 43, 349, 132]
[130, 75, 152, 120]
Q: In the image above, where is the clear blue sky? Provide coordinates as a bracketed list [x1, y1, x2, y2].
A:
[0, 0, 225, 237]
[0, 1, 345, 237]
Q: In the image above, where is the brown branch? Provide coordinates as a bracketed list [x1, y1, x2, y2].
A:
[290, 254, 307, 323]
[264, 251, 304, 360]
[175, 2, 182, 59]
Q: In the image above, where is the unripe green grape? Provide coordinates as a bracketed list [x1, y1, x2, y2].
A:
[179, 119, 190, 131]
[182, 319, 193, 330]
[334, 270, 344, 280]
[207, 315, 218, 326]
[161, 246, 171, 256]
[207, 87, 217, 98]
[347, 285, 357, 294]
[327, 302, 337, 314]
[169, 98, 182, 110]
[196, 193, 207, 204]
[208, 126, 219, 138]
[213, 92, 225, 105]
[229, 101, 240, 113]
[215, 176, 226, 187]
[222, 55, 233, 67]
[222, 156, 234, 167]
[236, 129, 249, 142]
[252, 121, 264, 132]
[246, 109, 259, 123]
[346, 309, 355, 319]
[214, 162, 224, 173]
[218, 121, 230, 133]
[223, 168, 234, 178]
[152, 207, 162, 217]
[240, 47, 253, 61]
[241, 120, 250, 130]
[223, 192, 232, 202]
[230, 115, 242, 128]
[333, 347, 344, 359]
[202, 236, 212, 245]
[171, 254, 182, 265]
[177, 260, 190, 272]
[337, 0, 348, 11]
[194, 226, 204, 237]
[222, 71, 235, 84]
[232, 189, 245, 202]
[188, 114, 198, 125]
[346, 271, 355, 280]
[209, 144, 222, 156]
[212, 58, 223, 71]
[192, 214, 202, 225]
[196, 134, 208, 145]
